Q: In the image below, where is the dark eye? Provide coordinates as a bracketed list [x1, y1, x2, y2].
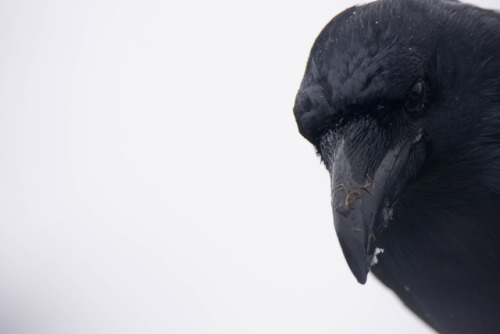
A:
[405, 79, 426, 112]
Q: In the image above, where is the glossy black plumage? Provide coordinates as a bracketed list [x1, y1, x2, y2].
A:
[293, 0, 500, 332]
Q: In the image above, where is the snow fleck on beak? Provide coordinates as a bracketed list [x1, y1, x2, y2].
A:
[370, 247, 384, 267]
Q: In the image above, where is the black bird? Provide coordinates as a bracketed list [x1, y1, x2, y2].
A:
[293, 0, 500, 332]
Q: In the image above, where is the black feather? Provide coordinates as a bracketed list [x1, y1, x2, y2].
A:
[294, 0, 500, 332]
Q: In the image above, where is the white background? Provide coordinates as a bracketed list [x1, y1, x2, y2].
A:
[0, 0, 497, 333]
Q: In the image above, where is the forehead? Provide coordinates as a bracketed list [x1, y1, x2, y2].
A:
[304, 1, 429, 106]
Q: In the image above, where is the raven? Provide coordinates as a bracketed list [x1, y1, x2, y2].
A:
[293, 0, 500, 332]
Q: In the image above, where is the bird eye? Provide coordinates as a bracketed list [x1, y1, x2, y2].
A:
[405, 79, 426, 112]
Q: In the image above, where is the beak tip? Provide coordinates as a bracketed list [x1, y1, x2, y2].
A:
[334, 217, 371, 285]
[355, 271, 368, 285]
[348, 259, 369, 285]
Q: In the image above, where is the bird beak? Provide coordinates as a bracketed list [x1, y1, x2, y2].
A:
[330, 139, 415, 284]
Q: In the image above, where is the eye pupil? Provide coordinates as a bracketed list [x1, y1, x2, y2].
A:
[406, 80, 425, 111]
[411, 82, 423, 95]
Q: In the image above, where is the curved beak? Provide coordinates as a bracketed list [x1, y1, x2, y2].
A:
[330, 139, 416, 284]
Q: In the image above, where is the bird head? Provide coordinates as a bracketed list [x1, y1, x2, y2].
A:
[293, 0, 500, 284]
